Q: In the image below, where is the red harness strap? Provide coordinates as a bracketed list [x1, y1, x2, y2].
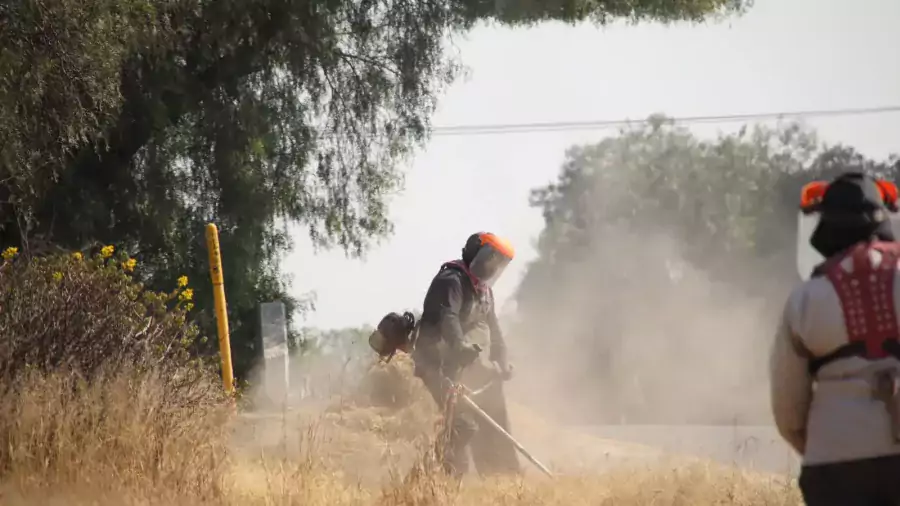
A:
[441, 260, 488, 294]
[810, 241, 900, 375]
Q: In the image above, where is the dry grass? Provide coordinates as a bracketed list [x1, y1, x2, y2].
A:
[0, 355, 803, 505]
[0, 365, 231, 505]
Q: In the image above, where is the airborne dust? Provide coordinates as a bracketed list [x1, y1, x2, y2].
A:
[232, 199, 802, 484]
[506, 225, 784, 427]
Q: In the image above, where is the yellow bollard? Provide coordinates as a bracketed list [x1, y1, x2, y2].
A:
[206, 223, 235, 395]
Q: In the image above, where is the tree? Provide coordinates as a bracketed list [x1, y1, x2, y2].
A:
[512, 117, 899, 425]
[0, 0, 748, 380]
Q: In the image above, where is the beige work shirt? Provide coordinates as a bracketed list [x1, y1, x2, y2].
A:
[770, 249, 900, 465]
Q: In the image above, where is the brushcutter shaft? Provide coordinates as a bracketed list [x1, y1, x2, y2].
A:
[456, 389, 554, 477]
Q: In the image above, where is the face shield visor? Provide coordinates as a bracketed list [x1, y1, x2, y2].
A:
[796, 179, 900, 280]
[468, 234, 515, 288]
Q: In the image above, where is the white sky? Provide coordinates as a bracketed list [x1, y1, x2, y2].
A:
[284, 0, 900, 330]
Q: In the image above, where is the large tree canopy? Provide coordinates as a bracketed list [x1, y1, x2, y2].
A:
[511, 117, 900, 425]
[0, 0, 747, 379]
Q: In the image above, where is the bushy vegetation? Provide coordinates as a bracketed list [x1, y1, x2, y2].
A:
[0, 246, 204, 381]
[0, 246, 232, 501]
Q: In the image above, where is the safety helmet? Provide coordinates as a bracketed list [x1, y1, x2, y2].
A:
[460, 232, 515, 288]
[796, 172, 900, 278]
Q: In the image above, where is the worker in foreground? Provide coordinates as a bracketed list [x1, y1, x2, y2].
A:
[771, 171, 900, 505]
[412, 232, 521, 478]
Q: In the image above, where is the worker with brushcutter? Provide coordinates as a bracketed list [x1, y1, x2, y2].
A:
[771, 171, 900, 505]
[368, 231, 553, 478]
[409, 231, 521, 478]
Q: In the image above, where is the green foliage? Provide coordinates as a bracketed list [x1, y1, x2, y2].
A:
[522, 118, 898, 301]
[481, 0, 748, 26]
[0, 0, 171, 207]
[515, 117, 899, 424]
[0, 0, 747, 380]
[0, 245, 206, 383]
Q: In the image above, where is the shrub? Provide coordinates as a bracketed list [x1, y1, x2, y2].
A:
[0, 245, 203, 381]
[0, 245, 232, 498]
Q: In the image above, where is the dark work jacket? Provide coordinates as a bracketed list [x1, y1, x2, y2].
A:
[412, 261, 508, 376]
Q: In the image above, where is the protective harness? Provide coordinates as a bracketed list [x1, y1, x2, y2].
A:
[807, 241, 900, 376]
[806, 241, 900, 442]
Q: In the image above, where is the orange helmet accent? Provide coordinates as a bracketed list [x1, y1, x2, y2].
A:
[478, 232, 515, 260]
[799, 181, 829, 212]
[875, 179, 899, 207]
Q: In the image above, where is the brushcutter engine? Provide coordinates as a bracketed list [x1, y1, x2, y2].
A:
[368, 311, 417, 362]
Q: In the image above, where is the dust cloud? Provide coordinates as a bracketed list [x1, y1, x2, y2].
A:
[504, 223, 794, 428]
[239, 218, 796, 431]
[229, 339, 392, 479]
[231, 212, 801, 477]
[243, 340, 370, 413]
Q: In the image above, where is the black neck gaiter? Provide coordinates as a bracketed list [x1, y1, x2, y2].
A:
[810, 216, 895, 258]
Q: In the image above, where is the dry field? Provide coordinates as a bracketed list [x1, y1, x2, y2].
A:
[0, 356, 803, 505]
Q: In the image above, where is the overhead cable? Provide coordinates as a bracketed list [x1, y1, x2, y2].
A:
[429, 105, 900, 137]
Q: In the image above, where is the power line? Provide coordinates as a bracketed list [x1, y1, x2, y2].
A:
[429, 105, 900, 137]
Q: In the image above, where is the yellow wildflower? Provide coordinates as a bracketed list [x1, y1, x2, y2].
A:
[184, 302, 195, 312]
[52, 272, 63, 282]
[178, 288, 194, 302]
[2, 247, 18, 261]
[72, 252, 83, 261]
[101, 245, 114, 258]
[123, 258, 137, 272]
[177, 275, 189, 288]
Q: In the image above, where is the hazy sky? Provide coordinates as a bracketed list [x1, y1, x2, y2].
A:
[284, 0, 900, 330]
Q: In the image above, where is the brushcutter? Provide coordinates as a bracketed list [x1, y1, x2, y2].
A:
[444, 375, 554, 478]
[367, 310, 553, 477]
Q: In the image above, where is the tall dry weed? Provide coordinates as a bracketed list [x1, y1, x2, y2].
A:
[0, 354, 803, 505]
[0, 364, 231, 501]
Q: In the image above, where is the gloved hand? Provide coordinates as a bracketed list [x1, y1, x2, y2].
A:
[493, 360, 514, 381]
[452, 341, 482, 368]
